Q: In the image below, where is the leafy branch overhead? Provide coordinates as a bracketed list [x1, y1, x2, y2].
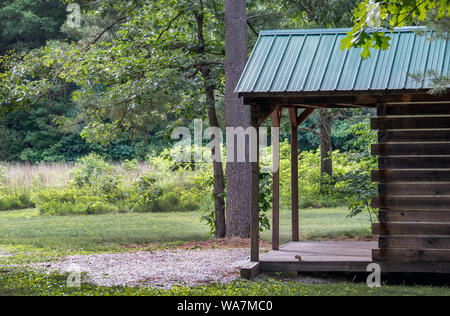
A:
[341, 0, 449, 58]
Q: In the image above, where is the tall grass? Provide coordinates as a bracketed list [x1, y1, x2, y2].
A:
[1, 162, 155, 190]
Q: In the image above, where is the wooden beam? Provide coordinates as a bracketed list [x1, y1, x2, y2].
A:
[373, 248, 450, 262]
[371, 116, 450, 130]
[381, 103, 450, 115]
[271, 107, 281, 251]
[372, 196, 450, 210]
[242, 92, 450, 107]
[289, 108, 299, 242]
[372, 143, 450, 156]
[373, 223, 450, 236]
[378, 236, 450, 250]
[296, 108, 315, 126]
[250, 105, 260, 262]
[372, 169, 450, 183]
[378, 210, 450, 223]
[379, 130, 450, 143]
[379, 156, 450, 169]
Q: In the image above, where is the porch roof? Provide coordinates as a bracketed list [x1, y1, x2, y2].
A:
[236, 27, 449, 106]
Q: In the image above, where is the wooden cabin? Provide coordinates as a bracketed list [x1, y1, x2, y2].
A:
[235, 27, 450, 278]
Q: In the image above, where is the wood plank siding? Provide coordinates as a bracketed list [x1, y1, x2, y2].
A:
[372, 103, 450, 263]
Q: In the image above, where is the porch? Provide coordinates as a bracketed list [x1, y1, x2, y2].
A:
[236, 27, 450, 278]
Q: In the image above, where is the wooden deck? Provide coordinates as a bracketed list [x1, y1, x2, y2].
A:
[240, 242, 450, 277]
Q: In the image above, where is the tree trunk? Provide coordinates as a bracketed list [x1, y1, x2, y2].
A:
[196, 7, 226, 238]
[206, 85, 226, 238]
[319, 109, 333, 187]
[224, 0, 251, 238]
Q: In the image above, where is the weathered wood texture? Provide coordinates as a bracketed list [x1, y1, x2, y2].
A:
[378, 236, 450, 249]
[250, 105, 260, 262]
[372, 102, 450, 264]
[373, 223, 450, 235]
[371, 116, 450, 129]
[289, 109, 299, 242]
[271, 108, 281, 251]
[373, 143, 450, 156]
[254, 242, 450, 273]
[373, 249, 450, 262]
[378, 210, 450, 223]
[378, 130, 450, 143]
[240, 261, 261, 280]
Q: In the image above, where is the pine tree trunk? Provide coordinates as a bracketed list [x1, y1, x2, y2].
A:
[224, 0, 251, 238]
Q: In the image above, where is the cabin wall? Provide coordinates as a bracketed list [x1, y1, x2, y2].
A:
[371, 102, 450, 263]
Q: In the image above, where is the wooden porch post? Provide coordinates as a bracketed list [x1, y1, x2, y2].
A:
[271, 107, 281, 250]
[289, 108, 299, 242]
[250, 105, 260, 262]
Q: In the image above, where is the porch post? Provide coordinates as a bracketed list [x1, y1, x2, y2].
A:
[289, 108, 299, 242]
[250, 105, 260, 262]
[271, 107, 281, 250]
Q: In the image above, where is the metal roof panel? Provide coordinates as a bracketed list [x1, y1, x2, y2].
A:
[236, 27, 449, 94]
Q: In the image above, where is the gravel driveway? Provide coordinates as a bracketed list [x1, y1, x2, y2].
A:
[36, 248, 250, 288]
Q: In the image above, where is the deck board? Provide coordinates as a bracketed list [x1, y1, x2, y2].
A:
[260, 242, 376, 262]
[254, 242, 450, 274]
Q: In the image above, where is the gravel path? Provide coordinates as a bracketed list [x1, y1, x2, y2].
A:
[35, 248, 250, 288]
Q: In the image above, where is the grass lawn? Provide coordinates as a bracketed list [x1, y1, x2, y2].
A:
[2, 207, 448, 296]
[1, 271, 448, 296]
[0, 207, 371, 251]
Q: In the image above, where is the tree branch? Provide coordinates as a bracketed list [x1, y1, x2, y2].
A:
[156, 12, 184, 42]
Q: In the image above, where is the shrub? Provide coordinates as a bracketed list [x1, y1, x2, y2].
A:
[0, 190, 34, 211]
[121, 159, 138, 172]
[71, 153, 111, 187]
[35, 187, 130, 215]
[0, 163, 6, 184]
[133, 177, 198, 213]
[278, 142, 350, 209]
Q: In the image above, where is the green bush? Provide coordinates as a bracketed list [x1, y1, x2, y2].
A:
[133, 177, 199, 213]
[278, 142, 352, 209]
[0, 190, 34, 211]
[35, 186, 130, 215]
[71, 153, 111, 187]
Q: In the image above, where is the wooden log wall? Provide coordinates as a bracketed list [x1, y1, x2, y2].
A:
[371, 103, 450, 263]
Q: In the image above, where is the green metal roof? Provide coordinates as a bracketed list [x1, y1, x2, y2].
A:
[236, 27, 449, 94]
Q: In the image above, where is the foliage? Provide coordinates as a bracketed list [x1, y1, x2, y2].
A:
[341, 0, 449, 58]
[0, 190, 34, 211]
[1, 269, 449, 296]
[259, 169, 272, 232]
[0, 0, 68, 55]
[279, 142, 347, 209]
[331, 120, 378, 222]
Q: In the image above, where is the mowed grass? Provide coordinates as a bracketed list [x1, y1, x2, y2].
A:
[261, 207, 372, 244]
[0, 207, 371, 251]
